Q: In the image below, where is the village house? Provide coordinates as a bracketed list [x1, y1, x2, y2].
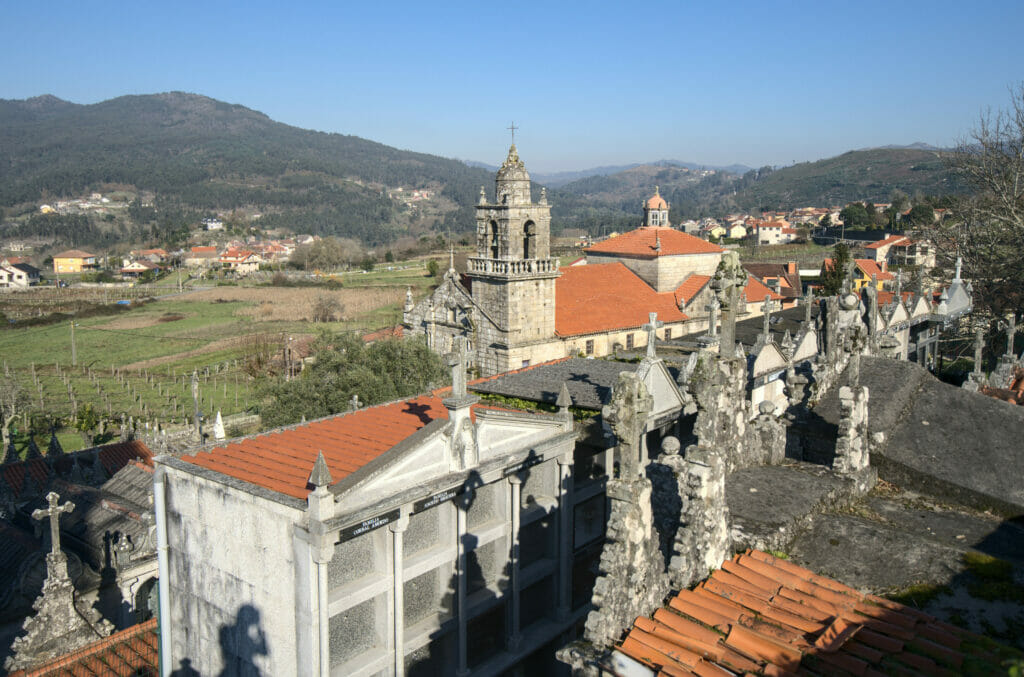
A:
[51, 249, 98, 274]
[120, 259, 161, 279]
[183, 246, 220, 268]
[220, 248, 262, 275]
[0, 262, 41, 288]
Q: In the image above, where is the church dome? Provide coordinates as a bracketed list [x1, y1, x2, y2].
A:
[646, 186, 668, 210]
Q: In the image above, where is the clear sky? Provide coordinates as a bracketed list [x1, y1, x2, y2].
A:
[3, 0, 1022, 172]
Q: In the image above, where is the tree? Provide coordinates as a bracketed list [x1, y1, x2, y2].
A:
[258, 332, 448, 427]
[311, 294, 343, 323]
[819, 213, 833, 228]
[819, 242, 851, 296]
[932, 83, 1024, 317]
[905, 204, 936, 227]
[839, 203, 871, 229]
[0, 376, 29, 459]
[890, 189, 911, 214]
[426, 259, 440, 277]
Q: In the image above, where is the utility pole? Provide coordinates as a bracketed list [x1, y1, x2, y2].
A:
[70, 321, 77, 367]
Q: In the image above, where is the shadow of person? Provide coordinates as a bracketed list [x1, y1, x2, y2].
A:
[217, 604, 268, 677]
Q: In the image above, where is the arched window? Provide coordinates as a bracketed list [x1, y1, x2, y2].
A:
[523, 221, 536, 260]
[135, 577, 158, 622]
[490, 221, 500, 259]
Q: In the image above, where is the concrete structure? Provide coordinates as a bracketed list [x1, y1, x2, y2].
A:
[156, 342, 593, 675]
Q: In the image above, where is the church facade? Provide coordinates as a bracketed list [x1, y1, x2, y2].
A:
[403, 146, 728, 376]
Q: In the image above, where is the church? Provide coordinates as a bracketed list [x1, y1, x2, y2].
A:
[403, 146, 745, 376]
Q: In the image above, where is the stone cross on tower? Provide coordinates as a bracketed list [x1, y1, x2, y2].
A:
[1006, 314, 1017, 357]
[643, 312, 663, 359]
[761, 294, 773, 341]
[507, 121, 518, 144]
[955, 256, 963, 281]
[446, 336, 469, 399]
[33, 491, 74, 556]
[705, 296, 719, 337]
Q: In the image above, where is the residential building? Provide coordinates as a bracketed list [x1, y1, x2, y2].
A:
[52, 250, 98, 274]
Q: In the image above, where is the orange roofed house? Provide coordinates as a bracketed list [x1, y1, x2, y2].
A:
[51, 249, 97, 274]
[403, 146, 726, 375]
[155, 356, 589, 675]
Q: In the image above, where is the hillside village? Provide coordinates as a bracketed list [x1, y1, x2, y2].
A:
[0, 144, 1021, 676]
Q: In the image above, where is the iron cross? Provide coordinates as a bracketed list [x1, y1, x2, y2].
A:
[507, 122, 519, 144]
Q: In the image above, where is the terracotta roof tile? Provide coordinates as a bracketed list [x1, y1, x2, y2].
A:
[743, 275, 785, 304]
[555, 263, 688, 337]
[585, 227, 723, 258]
[8, 618, 158, 677]
[674, 274, 712, 307]
[614, 550, 1013, 677]
[181, 395, 458, 499]
[856, 259, 895, 281]
[864, 235, 908, 249]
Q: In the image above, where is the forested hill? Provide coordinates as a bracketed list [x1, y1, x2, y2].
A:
[556, 148, 965, 220]
[0, 92, 493, 244]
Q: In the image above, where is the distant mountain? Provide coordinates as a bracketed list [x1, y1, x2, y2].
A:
[730, 147, 964, 210]
[0, 92, 493, 246]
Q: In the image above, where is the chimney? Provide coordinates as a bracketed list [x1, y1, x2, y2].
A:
[786, 261, 797, 275]
[880, 260, 888, 273]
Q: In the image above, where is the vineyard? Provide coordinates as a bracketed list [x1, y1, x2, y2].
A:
[0, 263, 440, 459]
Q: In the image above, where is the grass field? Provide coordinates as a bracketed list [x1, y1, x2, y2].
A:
[1, 260, 442, 458]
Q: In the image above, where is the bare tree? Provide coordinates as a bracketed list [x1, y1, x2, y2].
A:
[935, 83, 1024, 319]
[0, 375, 29, 459]
[311, 294, 343, 323]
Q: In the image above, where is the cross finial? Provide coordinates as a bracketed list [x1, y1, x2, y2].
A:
[446, 336, 469, 398]
[643, 312, 664, 358]
[762, 294, 773, 339]
[33, 491, 75, 556]
[507, 122, 519, 144]
[954, 256, 962, 281]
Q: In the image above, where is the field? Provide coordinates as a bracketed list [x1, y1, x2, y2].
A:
[0, 261, 440, 458]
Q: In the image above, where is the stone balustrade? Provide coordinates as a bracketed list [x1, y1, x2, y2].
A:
[466, 257, 560, 276]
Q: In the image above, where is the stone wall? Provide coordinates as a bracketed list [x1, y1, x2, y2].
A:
[582, 477, 669, 648]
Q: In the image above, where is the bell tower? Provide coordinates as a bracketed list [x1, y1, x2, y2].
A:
[468, 144, 560, 374]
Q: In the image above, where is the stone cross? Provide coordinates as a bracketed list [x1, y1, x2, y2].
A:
[643, 312, 663, 358]
[761, 294, 772, 341]
[955, 256, 962, 281]
[33, 491, 74, 556]
[804, 287, 815, 325]
[1007, 315, 1017, 358]
[349, 394, 362, 411]
[712, 251, 746, 356]
[705, 296, 719, 337]
[446, 336, 468, 399]
[974, 328, 984, 377]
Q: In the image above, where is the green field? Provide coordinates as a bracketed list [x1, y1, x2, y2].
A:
[1, 260, 442, 458]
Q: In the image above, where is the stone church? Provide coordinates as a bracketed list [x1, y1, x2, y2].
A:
[403, 146, 730, 376]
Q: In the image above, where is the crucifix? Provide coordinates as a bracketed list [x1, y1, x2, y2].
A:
[447, 336, 468, 399]
[804, 287, 815, 325]
[762, 294, 773, 341]
[507, 122, 519, 144]
[643, 312, 663, 359]
[705, 296, 720, 337]
[33, 491, 75, 556]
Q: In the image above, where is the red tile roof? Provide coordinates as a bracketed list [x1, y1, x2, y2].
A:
[52, 250, 96, 259]
[555, 263, 688, 337]
[9, 618, 158, 677]
[616, 550, 1008, 676]
[674, 274, 712, 308]
[856, 259, 895, 281]
[362, 325, 404, 343]
[0, 440, 153, 499]
[743, 275, 785, 304]
[181, 395, 456, 499]
[864, 234, 909, 250]
[585, 227, 723, 258]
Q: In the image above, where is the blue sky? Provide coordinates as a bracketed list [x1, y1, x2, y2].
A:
[3, 1, 1022, 172]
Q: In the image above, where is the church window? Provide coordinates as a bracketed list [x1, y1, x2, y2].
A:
[585, 339, 594, 355]
[626, 333, 634, 350]
[523, 221, 536, 259]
